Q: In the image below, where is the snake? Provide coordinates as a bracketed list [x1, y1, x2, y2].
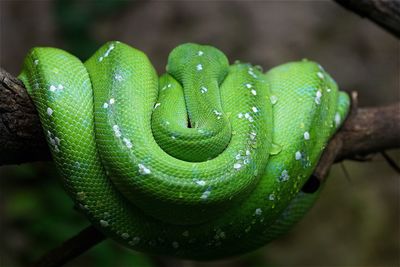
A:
[19, 41, 350, 260]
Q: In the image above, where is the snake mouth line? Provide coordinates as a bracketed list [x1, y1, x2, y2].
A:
[150, 49, 234, 163]
[186, 114, 194, 128]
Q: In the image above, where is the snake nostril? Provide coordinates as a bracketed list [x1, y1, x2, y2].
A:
[301, 175, 320, 193]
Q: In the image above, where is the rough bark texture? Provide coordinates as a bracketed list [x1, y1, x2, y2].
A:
[313, 92, 400, 181]
[338, 102, 400, 160]
[334, 0, 400, 38]
[0, 68, 50, 164]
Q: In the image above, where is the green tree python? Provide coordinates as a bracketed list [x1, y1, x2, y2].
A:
[19, 41, 350, 260]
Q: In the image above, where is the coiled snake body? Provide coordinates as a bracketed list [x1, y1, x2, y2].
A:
[19, 42, 349, 260]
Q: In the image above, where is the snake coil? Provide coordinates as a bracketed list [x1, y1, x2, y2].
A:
[19, 42, 349, 259]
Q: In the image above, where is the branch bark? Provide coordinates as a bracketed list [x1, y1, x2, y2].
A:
[312, 92, 400, 181]
[333, 0, 400, 38]
[31, 225, 105, 267]
[0, 68, 51, 164]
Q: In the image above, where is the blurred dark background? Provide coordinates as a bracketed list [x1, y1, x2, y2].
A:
[0, 1, 399, 266]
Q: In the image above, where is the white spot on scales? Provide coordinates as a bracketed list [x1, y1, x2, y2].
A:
[112, 125, 122, 137]
[254, 208, 262, 216]
[123, 137, 132, 149]
[315, 90, 322, 105]
[233, 163, 242, 170]
[49, 84, 64, 92]
[121, 233, 130, 239]
[270, 95, 278, 105]
[213, 110, 222, 119]
[98, 43, 115, 62]
[244, 112, 254, 122]
[100, 220, 109, 227]
[335, 112, 341, 127]
[54, 137, 60, 145]
[138, 164, 151, 175]
[195, 180, 206, 186]
[105, 99, 114, 108]
[114, 74, 123, 81]
[279, 170, 290, 182]
[304, 131, 310, 140]
[161, 84, 172, 91]
[248, 68, 257, 78]
[200, 188, 211, 200]
[295, 151, 302, 160]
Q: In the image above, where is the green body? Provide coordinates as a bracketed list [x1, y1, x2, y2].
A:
[19, 41, 349, 260]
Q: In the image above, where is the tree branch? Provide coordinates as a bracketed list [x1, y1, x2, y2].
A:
[31, 226, 105, 267]
[0, 68, 51, 165]
[333, 0, 400, 38]
[313, 91, 400, 181]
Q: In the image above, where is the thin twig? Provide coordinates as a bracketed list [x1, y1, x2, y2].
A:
[381, 151, 400, 174]
[30, 226, 105, 267]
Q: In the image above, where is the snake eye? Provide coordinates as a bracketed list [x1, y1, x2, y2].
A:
[301, 175, 320, 193]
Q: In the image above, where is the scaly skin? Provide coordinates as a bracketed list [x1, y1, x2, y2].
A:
[19, 41, 349, 260]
